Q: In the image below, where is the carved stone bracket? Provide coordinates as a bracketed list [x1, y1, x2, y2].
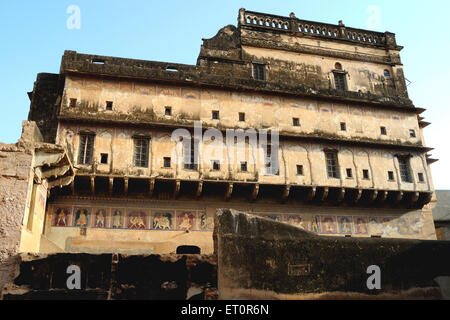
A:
[225, 183, 234, 201]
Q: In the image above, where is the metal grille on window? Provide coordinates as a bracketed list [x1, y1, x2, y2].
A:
[398, 157, 412, 183]
[326, 152, 340, 179]
[133, 138, 149, 168]
[333, 72, 347, 91]
[183, 138, 198, 170]
[253, 63, 266, 81]
[78, 134, 95, 165]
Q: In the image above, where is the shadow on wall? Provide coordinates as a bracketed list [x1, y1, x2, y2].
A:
[216, 209, 450, 300]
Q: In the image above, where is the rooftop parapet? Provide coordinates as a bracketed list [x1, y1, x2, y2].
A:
[239, 9, 401, 50]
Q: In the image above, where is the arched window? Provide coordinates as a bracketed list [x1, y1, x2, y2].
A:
[384, 69, 391, 77]
[335, 62, 343, 70]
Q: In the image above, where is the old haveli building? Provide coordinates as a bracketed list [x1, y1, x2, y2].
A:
[22, 9, 438, 255]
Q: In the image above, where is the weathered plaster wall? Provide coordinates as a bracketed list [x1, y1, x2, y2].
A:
[60, 77, 422, 146]
[217, 209, 450, 300]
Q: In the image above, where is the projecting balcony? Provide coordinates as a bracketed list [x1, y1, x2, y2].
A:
[50, 172, 433, 210]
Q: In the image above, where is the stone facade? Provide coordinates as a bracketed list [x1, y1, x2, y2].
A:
[12, 9, 440, 256]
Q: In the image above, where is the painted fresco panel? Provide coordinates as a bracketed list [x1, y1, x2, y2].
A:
[73, 207, 91, 228]
[52, 207, 71, 227]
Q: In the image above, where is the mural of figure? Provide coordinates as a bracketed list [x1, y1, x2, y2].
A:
[94, 209, 107, 228]
[199, 213, 214, 231]
[354, 217, 368, 235]
[338, 217, 353, 234]
[111, 210, 123, 229]
[409, 216, 423, 235]
[178, 212, 195, 231]
[368, 217, 382, 235]
[311, 216, 320, 233]
[286, 216, 304, 229]
[321, 216, 337, 234]
[397, 217, 410, 235]
[381, 217, 396, 236]
[153, 212, 173, 230]
[73, 208, 90, 228]
[128, 212, 147, 229]
[53, 208, 70, 227]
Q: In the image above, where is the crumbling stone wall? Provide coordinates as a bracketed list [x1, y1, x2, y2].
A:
[2, 253, 217, 300]
[0, 127, 35, 291]
[217, 209, 450, 300]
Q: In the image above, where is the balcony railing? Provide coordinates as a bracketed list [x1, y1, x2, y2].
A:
[239, 9, 396, 47]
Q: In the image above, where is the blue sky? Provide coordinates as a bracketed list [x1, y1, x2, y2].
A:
[0, 0, 449, 189]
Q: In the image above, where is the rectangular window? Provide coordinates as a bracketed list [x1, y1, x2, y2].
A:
[165, 107, 172, 116]
[363, 169, 370, 180]
[380, 127, 387, 135]
[388, 171, 395, 181]
[164, 157, 171, 168]
[78, 134, 95, 165]
[212, 110, 219, 120]
[253, 63, 266, 81]
[133, 138, 150, 168]
[241, 161, 248, 172]
[106, 101, 113, 111]
[212, 160, 220, 171]
[333, 72, 347, 91]
[183, 138, 198, 170]
[293, 118, 300, 127]
[418, 173, 425, 183]
[398, 157, 412, 183]
[325, 152, 340, 179]
[239, 112, 246, 122]
[340, 122, 347, 131]
[297, 165, 304, 176]
[346, 168, 353, 178]
[410, 130, 416, 138]
[100, 153, 108, 164]
[70, 98, 77, 108]
[265, 144, 279, 175]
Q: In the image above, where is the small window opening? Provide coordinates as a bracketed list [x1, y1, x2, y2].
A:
[164, 157, 171, 168]
[239, 113, 246, 122]
[166, 66, 179, 72]
[409, 130, 416, 138]
[340, 122, 347, 131]
[293, 118, 300, 127]
[253, 63, 266, 81]
[346, 168, 353, 178]
[363, 170, 370, 180]
[70, 98, 77, 108]
[106, 101, 113, 111]
[241, 161, 248, 172]
[388, 171, 395, 181]
[212, 160, 220, 171]
[165, 107, 172, 116]
[100, 153, 108, 164]
[297, 165, 304, 175]
[418, 173, 425, 182]
[380, 126, 387, 135]
[212, 110, 219, 120]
